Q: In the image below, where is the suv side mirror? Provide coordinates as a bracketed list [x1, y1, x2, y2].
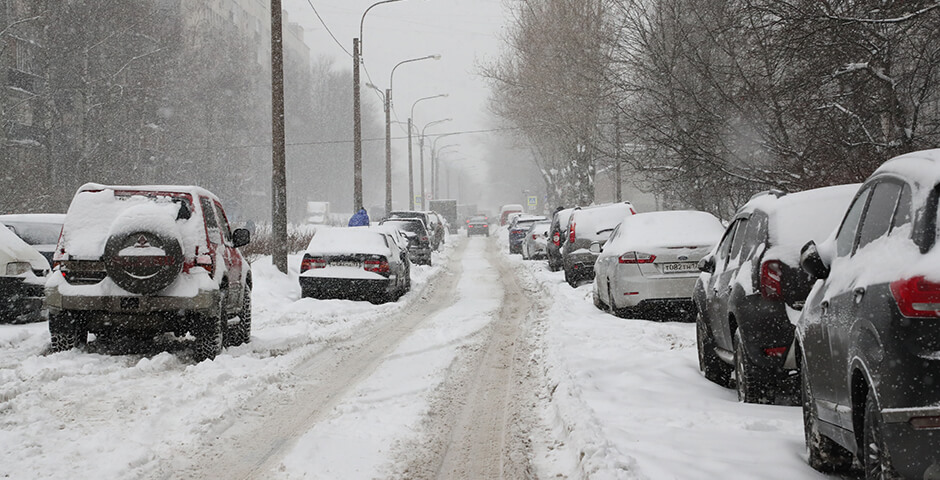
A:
[589, 242, 602, 254]
[232, 228, 251, 248]
[698, 255, 715, 274]
[800, 240, 829, 280]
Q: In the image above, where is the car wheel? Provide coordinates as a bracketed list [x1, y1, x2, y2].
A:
[193, 296, 223, 362]
[225, 285, 252, 347]
[696, 311, 732, 387]
[864, 388, 900, 479]
[607, 284, 621, 317]
[734, 329, 773, 404]
[564, 267, 577, 287]
[802, 358, 853, 472]
[49, 311, 88, 353]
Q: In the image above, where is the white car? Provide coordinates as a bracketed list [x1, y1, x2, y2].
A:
[0, 213, 66, 265]
[0, 220, 51, 323]
[521, 220, 551, 260]
[593, 210, 724, 320]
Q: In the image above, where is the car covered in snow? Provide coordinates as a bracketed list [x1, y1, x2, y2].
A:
[693, 183, 859, 404]
[379, 217, 432, 265]
[562, 202, 636, 287]
[0, 213, 66, 265]
[521, 220, 551, 260]
[546, 207, 574, 272]
[499, 204, 523, 226]
[0, 224, 51, 323]
[45, 184, 252, 361]
[466, 215, 490, 237]
[795, 150, 940, 478]
[299, 227, 410, 303]
[508, 214, 547, 255]
[593, 210, 724, 321]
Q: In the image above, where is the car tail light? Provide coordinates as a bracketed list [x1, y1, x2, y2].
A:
[300, 255, 326, 272]
[552, 232, 561, 246]
[364, 259, 390, 274]
[910, 416, 940, 429]
[630, 207, 636, 214]
[532, 234, 538, 239]
[421, 236, 429, 243]
[569, 222, 576, 244]
[619, 252, 656, 264]
[763, 346, 787, 357]
[482, 224, 488, 228]
[891, 276, 940, 318]
[760, 260, 783, 300]
[195, 254, 215, 276]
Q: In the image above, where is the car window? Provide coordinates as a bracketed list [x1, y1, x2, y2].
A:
[200, 197, 221, 245]
[891, 183, 912, 233]
[729, 218, 749, 262]
[856, 181, 901, 252]
[213, 201, 234, 245]
[715, 221, 738, 269]
[740, 212, 767, 261]
[836, 186, 872, 257]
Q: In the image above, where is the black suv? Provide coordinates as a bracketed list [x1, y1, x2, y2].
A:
[694, 184, 858, 404]
[797, 150, 940, 479]
[45, 184, 251, 362]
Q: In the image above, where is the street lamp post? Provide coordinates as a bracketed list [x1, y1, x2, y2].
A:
[353, 0, 403, 211]
[383, 54, 441, 215]
[409, 94, 447, 209]
[418, 118, 451, 209]
[430, 141, 459, 199]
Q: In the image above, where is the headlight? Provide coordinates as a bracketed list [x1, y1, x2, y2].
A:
[5, 262, 31, 276]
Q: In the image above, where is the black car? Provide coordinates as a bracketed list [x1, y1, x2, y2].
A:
[796, 149, 940, 479]
[562, 202, 635, 287]
[380, 218, 432, 266]
[546, 207, 573, 271]
[466, 215, 490, 237]
[508, 215, 547, 254]
[693, 184, 857, 404]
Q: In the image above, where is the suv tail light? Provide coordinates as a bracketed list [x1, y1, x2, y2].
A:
[552, 231, 561, 246]
[195, 254, 215, 276]
[891, 276, 940, 318]
[300, 255, 326, 272]
[760, 260, 783, 300]
[619, 252, 656, 264]
[364, 258, 390, 274]
[569, 222, 576, 244]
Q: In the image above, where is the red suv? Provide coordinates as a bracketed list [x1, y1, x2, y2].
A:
[45, 184, 252, 361]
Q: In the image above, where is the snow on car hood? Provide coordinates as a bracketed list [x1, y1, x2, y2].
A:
[0, 224, 49, 273]
[60, 189, 198, 260]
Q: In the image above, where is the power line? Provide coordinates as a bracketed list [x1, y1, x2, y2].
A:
[306, 0, 352, 58]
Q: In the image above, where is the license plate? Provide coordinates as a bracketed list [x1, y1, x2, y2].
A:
[661, 262, 698, 273]
[330, 260, 360, 268]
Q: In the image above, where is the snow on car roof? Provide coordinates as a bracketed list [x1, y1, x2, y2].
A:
[607, 210, 724, 251]
[78, 183, 221, 203]
[0, 213, 66, 224]
[305, 227, 390, 256]
[570, 202, 636, 236]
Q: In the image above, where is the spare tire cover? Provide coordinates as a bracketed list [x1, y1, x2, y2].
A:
[105, 230, 184, 294]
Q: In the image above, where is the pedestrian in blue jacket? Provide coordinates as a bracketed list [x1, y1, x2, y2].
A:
[348, 208, 370, 227]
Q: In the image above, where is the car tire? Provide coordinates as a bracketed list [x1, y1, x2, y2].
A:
[802, 357, 853, 473]
[696, 311, 732, 387]
[225, 285, 251, 347]
[734, 329, 773, 404]
[864, 388, 899, 479]
[193, 296, 223, 362]
[607, 284, 621, 317]
[564, 267, 577, 287]
[49, 311, 87, 353]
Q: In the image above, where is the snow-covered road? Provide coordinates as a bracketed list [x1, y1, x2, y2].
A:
[0, 231, 855, 479]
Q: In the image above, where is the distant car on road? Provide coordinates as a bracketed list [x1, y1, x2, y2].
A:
[521, 220, 551, 260]
[0, 224, 50, 323]
[0, 213, 65, 265]
[693, 183, 859, 404]
[299, 227, 410, 303]
[593, 210, 723, 321]
[466, 215, 490, 237]
[499, 204, 523, 226]
[562, 202, 636, 287]
[796, 150, 940, 479]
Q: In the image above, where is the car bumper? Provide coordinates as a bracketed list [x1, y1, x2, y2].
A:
[467, 226, 488, 235]
[734, 295, 793, 371]
[610, 272, 696, 315]
[879, 406, 940, 479]
[299, 276, 392, 300]
[0, 276, 45, 322]
[44, 286, 218, 331]
[565, 251, 597, 277]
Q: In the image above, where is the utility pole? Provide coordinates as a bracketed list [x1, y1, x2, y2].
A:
[407, 118, 414, 210]
[352, 38, 363, 211]
[271, 0, 288, 273]
[385, 88, 392, 215]
[419, 135, 426, 210]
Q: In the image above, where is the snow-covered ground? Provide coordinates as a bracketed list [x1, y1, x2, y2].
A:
[0, 228, 846, 479]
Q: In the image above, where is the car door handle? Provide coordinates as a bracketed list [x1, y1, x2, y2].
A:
[854, 287, 866, 304]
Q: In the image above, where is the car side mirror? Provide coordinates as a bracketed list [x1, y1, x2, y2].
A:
[232, 228, 251, 248]
[589, 242, 602, 254]
[800, 240, 829, 280]
[698, 255, 715, 274]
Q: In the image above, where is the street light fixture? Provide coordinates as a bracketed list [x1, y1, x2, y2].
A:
[353, 0, 404, 212]
[408, 93, 447, 209]
[382, 54, 441, 215]
[418, 118, 452, 209]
